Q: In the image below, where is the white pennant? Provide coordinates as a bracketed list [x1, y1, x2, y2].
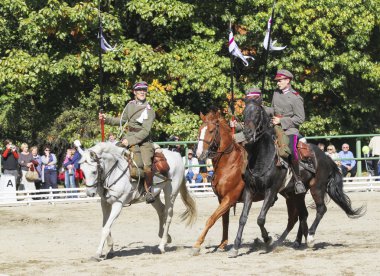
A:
[263, 17, 287, 51]
[228, 31, 254, 66]
[99, 30, 116, 52]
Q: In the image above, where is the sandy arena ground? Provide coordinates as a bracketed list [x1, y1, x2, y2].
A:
[0, 192, 379, 276]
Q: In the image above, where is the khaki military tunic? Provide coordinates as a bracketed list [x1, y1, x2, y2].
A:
[265, 86, 305, 136]
[106, 100, 155, 169]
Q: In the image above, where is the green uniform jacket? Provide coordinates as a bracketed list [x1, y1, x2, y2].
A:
[265, 86, 305, 136]
[106, 100, 156, 146]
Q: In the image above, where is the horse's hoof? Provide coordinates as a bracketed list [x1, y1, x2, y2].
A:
[191, 247, 201, 256]
[158, 246, 166, 254]
[306, 234, 315, 247]
[264, 236, 273, 245]
[292, 241, 301, 248]
[90, 256, 102, 262]
[217, 247, 226, 252]
[228, 248, 238, 258]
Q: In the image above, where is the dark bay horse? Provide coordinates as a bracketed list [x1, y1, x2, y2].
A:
[229, 98, 365, 257]
[191, 110, 256, 255]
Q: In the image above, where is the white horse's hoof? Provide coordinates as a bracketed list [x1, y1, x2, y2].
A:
[306, 234, 315, 247]
[217, 247, 226, 252]
[228, 248, 238, 258]
[158, 246, 166, 254]
[191, 247, 201, 256]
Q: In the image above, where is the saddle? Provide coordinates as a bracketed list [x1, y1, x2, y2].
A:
[153, 152, 170, 175]
[296, 141, 316, 173]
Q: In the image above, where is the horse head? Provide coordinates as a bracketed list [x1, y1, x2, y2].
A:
[243, 98, 268, 144]
[79, 149, 103, 197]
[197, 110, 233, 159]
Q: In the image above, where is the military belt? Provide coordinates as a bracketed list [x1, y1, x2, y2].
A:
[128, 127, 142, 132]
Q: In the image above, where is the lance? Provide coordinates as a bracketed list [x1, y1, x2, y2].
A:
[229, 22, 236, 135]
[98, 0, 105, 142]
[261, 0, 277, 93]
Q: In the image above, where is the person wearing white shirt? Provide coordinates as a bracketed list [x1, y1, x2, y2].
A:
[369, 136, 380, 177]
[183, 149, 202, 184]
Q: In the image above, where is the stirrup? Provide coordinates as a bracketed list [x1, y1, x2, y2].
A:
[145, 192, 155, 204]
[295, 180, 306, 194]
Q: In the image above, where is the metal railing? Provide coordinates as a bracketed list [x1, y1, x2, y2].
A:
[1, 176, 379, 206]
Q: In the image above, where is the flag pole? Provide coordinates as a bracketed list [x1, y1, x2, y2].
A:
[261, 0, 277, 93]
[229, 21, 235, 135]
[98, 0, 105, 142]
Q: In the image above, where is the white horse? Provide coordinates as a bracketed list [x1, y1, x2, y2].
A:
[79, 142, 197, 260]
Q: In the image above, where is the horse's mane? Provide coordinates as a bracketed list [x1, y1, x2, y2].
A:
[90, 142, 126, 159]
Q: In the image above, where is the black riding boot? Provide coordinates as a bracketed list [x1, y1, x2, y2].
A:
[144, 169, 155, 204]
[291, 159, 306, 194]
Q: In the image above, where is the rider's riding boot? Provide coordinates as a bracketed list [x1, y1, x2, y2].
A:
[143, 169, 155, 204]
[291, 159, 306, 194]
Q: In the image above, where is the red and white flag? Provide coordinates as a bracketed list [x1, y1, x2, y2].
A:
[228, 31, 254, 66]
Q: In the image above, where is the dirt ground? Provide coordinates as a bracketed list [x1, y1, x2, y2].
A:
[0, 192, 379, 276]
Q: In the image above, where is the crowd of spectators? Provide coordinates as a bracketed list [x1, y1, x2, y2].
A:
[0, 139, 84, 195]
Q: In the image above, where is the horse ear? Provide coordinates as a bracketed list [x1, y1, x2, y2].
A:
[89, 150, 98, 161]
[200, 112, 206, 121]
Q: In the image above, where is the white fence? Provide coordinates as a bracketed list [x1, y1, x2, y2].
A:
[0, 176, 379, 206]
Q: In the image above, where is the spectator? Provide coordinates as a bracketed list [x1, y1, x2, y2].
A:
[108, 132, 118, 145]
[63, 148, 76, 191]
[338, 143, 357, 177]
[168, 135, 181, 153]
[369, 136, 380, 177]
[318, 143, 326, 152]
[183, 149, 203, 184]
[206, 158, 214, 182]
[30, 146, 42, 190]
[18, 143, 36, 191]
[326, 145, 341, 170]
[1, 139, 20, 187]
[41, 146, 58, 190]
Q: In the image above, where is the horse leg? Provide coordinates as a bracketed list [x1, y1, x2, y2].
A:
[293, 194, 308, 248]
[307, 184, 327, 247]
[228, 189, 254, 258]
[151, 195, 166, 240]
[157, 194, 176, 253]
[275, 195, 298, 247]
[257, 188, 278, 246]
[192, 196, 234, 255]
[93, 200, 123, 261]
[218, 207, 230, 252]
[101, 199, 115, 258]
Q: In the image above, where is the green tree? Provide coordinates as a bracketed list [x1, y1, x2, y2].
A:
[0, 0, 379, 152]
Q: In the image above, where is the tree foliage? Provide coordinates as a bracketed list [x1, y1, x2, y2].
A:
[0, 0, 379, 149]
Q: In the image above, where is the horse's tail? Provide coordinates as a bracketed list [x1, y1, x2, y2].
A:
[179, 177, 197, 226]
[326, 162, 366, 218]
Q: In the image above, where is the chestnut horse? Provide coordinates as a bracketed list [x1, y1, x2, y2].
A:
[191, 110, 253, 255]
[228, 97, 365, 257]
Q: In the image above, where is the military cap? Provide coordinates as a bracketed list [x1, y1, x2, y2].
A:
[274, 69, 294, 80]
[245, 87, 262, 98]
[133, 81, 148, 91]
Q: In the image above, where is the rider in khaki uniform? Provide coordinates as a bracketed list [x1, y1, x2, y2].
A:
[99, 81, 156, 203]
[265, 69, 306, 194]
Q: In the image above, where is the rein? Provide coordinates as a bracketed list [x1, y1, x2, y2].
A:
[89, 151, 130, 190]
[199, 121, 234, 159]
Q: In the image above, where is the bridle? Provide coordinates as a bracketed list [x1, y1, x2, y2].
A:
[198, 120, 234, 159]
[85, 151, 130, 190]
